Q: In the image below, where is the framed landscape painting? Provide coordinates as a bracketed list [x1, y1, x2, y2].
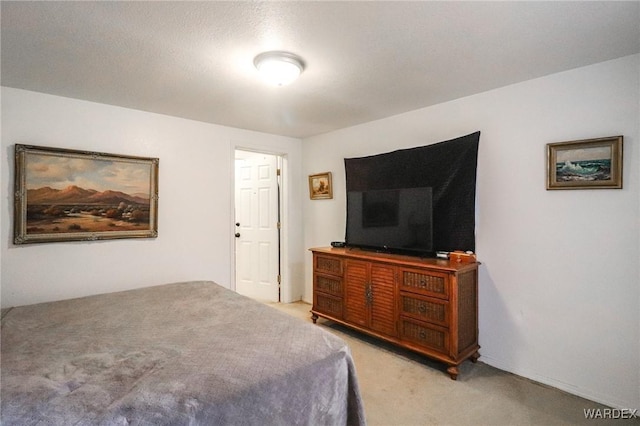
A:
[547, 136, 623, 190]
[309, 172, 333, 200]
[14, 144, 159, 244]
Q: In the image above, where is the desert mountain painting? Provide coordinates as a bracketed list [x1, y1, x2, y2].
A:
[15, 145, 158, 243]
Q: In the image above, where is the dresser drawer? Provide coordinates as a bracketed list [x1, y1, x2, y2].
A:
[313, 292, 343, 319]
[400, 268, 449, 299]
[314, 254, 343, 276]
[314, 274, 343, 297]
[400, 293, 449, 327]
[400, 318, 449, 353]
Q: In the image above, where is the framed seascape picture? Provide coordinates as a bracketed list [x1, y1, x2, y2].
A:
[547, 136, 623, 190]
[14, 144, 159, 244]
[309, 172, 333, 200]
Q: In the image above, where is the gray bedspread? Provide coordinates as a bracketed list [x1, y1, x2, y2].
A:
[1, 281, 366, 425]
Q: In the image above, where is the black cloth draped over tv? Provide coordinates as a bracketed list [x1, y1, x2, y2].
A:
[344, 131, 480, 252]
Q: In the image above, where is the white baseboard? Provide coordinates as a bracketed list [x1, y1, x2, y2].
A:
[480, 354, 638, 410]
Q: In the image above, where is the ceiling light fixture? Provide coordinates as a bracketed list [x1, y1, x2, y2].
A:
[254, 51, 305, 86]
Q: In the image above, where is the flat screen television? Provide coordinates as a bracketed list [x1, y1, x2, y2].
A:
[346, 187, 433, 256]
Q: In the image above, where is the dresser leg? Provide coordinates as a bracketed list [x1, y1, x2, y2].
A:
[447, 366, 459, 380]
[311, 313, 318, 324]
[470, 351, 480, 363]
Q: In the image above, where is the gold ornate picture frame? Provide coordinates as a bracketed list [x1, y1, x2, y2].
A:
[308, 172, 333, 200]
[547, 136, 622, 190]
[14, 144, 159, 244]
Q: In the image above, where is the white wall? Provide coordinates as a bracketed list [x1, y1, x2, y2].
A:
[302, 54, 639, 410]
[1, 88, 304, 307]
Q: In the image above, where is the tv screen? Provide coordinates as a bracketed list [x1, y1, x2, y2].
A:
[346, 187, 433, 256]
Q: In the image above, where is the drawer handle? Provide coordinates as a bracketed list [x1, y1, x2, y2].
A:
[418, 304, 427, 313]
[419, 330, 427, 339]
[420, 280, 427, 287]
[365, 284, 373, 306]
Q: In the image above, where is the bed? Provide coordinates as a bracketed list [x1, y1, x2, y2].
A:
[1, 281, 366, 425]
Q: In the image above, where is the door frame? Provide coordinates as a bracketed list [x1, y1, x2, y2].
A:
[230, 146, 288, 303]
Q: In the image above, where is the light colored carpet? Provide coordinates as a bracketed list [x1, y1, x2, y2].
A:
[269, 301, 623, 426]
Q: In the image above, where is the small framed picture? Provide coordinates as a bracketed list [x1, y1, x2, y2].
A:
[547, 136, 623, 190]
[308, 172, 333, 200]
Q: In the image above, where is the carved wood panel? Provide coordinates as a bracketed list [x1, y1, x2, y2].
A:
[344, 260, 368, 327]
[369, 263, 397, 337]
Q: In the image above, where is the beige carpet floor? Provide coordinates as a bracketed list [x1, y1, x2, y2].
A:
[269, 301, 626, 426]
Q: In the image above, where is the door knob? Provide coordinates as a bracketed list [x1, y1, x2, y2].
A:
[235, 233, 241, 238]
[235, 222, 240, 227]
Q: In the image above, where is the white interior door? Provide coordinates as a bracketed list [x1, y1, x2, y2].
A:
[234, 150, 280, 302]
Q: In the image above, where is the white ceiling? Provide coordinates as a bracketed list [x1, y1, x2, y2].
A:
[2, 1, 639, 139]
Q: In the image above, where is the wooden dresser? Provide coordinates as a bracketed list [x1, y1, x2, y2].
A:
[310, 247, 480, 380]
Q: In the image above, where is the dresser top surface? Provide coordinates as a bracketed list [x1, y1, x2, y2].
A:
[310, 247, 479, 272]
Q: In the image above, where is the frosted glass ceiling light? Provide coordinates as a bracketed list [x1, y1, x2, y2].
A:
[254, 51, 304, 86]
